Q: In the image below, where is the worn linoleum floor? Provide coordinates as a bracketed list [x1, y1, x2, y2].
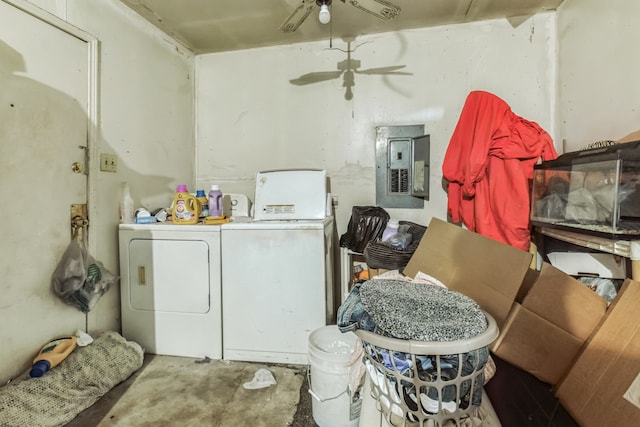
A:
[66, 354, 318, 427]
[63, 352, 577, 427]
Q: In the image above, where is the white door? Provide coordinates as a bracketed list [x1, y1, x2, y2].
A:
[0, 0, 90, 382]
[128, 239, 211, 314]
[119, 226, 223, 359]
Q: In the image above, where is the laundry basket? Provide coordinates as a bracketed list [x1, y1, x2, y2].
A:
[362, 221, 427, 270]
[354, 312, 498, 427]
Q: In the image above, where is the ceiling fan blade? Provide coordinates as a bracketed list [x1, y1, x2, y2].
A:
[356, 65, 409, 75]
[344, 0, 401, 21]
[280, 0, 316, 33]
[289, 71, 344, 85]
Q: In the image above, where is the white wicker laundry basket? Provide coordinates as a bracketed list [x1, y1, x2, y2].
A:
[354, 311, 498, 427]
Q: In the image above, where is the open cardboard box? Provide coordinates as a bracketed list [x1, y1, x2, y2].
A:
[402, 218, 639, 425]
[555, 278, 640, 426]
[404, 218, 606, 385]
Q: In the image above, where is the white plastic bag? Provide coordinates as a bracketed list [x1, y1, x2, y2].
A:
[51, 231, 118, 313]
[243, 368, 276, 389]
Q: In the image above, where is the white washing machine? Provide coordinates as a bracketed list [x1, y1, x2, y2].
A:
[119, 223, 222, 359]
[221, 216, 334, 364]
[220, 169, 335, 365]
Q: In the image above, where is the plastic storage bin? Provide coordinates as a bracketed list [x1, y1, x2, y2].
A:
[354, 312, 498, 427]
[531, 139, 640, 237]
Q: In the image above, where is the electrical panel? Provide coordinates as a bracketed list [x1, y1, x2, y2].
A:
[376, 125, 430, 208]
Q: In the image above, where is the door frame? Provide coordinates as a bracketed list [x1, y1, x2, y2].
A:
[3, 0, 99, 251]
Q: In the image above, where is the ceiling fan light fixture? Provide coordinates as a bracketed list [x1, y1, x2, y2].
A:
[318, 4, 331, 24]
[282, 0, 400, 33]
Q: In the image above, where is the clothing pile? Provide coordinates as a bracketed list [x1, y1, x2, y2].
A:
[442, 90, 558, 251]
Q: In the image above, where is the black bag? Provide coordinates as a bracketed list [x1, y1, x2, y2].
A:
[339, 206, 390, 253]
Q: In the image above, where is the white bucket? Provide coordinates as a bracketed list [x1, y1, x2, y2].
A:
[308, 325, 362, 427]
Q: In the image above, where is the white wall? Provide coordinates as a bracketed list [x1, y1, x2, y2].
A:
[557, 0, 640, 151]
[0, 0, 194, 382]
[195, 14, 558, 235]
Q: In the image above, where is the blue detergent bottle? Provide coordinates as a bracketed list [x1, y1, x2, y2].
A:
[196, 189, 209, 218]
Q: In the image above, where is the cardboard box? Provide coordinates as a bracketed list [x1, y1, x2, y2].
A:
[403, 218, 607, 384]
[555, 279, 640, 426]
[367, 268, 389, 278]
[491, 263, 607, 384]
[522, 263, 607, 341]
[403, 218, 532, 329]
[401, 218, 638, 420]
[490, 303, 585, 384]
[617, 129, 640, 143]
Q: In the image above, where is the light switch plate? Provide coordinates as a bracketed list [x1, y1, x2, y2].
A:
[100, 153, 117, 172]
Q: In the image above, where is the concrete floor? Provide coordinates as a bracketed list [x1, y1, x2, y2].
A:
[66, 354, 319, 427]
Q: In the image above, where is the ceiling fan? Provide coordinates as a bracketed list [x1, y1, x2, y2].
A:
[280, 0, 401, 33]
[289, 41, 411, 100]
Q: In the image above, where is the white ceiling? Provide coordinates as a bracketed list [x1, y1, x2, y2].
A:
[118, 0, 564, 54]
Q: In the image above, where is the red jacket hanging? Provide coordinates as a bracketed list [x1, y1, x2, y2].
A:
[442, 91, 558, 251]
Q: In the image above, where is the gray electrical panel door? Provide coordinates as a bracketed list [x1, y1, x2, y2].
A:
[411, 134, 430, 198]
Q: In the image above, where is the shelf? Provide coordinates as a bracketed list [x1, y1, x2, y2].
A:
[340, 248, 366, 303]
[535, 226, 640, 280]
[535, 226, 633, 258]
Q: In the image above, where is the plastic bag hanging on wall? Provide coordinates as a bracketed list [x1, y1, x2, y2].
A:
[51, 229, 118, 313]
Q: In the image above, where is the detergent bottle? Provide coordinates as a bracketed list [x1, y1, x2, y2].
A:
[196, 189, 209, 219]
[208, 184, 223, 218]
[381, 219, 399, 241]
[30, 336, 78, 378]
[172, 185, 199, 224]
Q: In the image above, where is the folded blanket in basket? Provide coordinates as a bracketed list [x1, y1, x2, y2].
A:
[338, 279, 487, 341]
[0, 331, 144, 427]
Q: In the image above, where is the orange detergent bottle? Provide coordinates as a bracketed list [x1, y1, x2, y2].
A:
[30, 336, 78, 377]
[172, 184, 199, 224]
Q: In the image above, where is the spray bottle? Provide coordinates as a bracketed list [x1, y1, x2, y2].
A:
[119, 182, 134, 224]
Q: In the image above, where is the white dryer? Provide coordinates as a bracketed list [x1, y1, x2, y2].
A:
[119, 223, 222, 359]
